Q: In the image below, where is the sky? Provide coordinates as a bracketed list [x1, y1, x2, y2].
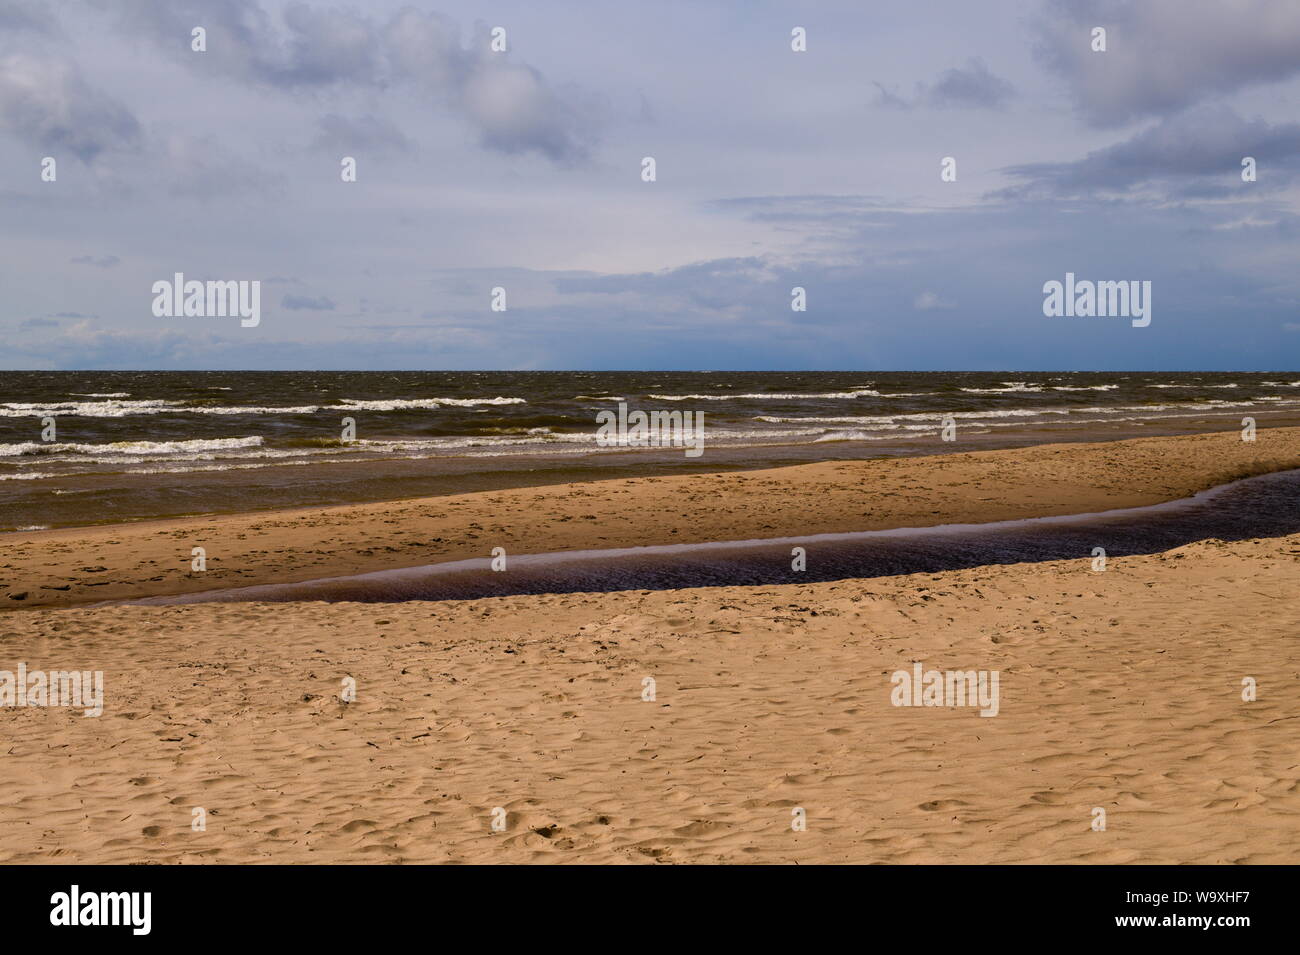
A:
[2, 0, 1299, 371]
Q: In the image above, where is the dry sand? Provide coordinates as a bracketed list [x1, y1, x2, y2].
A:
[0, 429, 1297, 864]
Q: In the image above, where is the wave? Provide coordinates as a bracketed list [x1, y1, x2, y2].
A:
[1149, 383, 1238, 389]
[0, 399, 188, 417]
[958, 381, 1043, 394]
[0, 436, 265, 457]
[646, 390, 882, 401]
[757, 407, 1063, 426]
[813, 430, 897, 442]
[756, 397, 1300, 428]
[0, 425, 840, 478]
[0, 400, 315, 418]
[0, 396, 526, 417]
[333, 397, 526, 410]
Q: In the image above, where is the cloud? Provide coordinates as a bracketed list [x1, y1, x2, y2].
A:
[8, 318, 200, 368]
[997, 106, 1300, 198]
[872, 59, 1014, 111]
[1032, 0, 1300, 127]
[871, 81, 911, 110]
[0, 0, 58, 34]
[3, 1, 1299, 373]
[0, 53, 141, 161]
[106, 0, 595, 162]
[282, 294, 336, 311]
[69, 254, 120, 268]
[459, 55, 592, 161]
[925, 58, 1015, 109]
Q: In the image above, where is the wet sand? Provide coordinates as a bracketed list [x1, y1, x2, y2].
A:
[4, 427, 1300, 610]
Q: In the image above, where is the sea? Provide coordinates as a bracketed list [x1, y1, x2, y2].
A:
[3, 370, 1299, 530]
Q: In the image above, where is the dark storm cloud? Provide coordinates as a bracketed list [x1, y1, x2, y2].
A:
[103, 0, 595, 162]
[0, 54, 141, 161]
[997, 106, 1300, 198]
[1032, 0, 1300, 127]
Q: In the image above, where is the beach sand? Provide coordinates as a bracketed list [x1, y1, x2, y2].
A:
[0, 428, 1297, 863]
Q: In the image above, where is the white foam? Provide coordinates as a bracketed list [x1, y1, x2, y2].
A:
[647, 390, 882, 401]
[0, 396, 525, 417]
[0, 436, 264, 457]
[0, 400, 320, 417]
[959, 381, 1044, 393]
[333, 397, 526, 410]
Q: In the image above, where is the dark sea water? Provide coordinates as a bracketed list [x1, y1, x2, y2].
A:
[3, 370, 1299, 530]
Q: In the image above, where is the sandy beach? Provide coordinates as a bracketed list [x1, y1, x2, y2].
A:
[1, 428, 1298, 864]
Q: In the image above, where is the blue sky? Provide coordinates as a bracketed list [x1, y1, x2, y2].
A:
[2, 0, 1299, 370]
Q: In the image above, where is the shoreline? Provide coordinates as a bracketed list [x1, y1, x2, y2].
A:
[5, 426, 1300, 610]
[9, 404, 1300, 534]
